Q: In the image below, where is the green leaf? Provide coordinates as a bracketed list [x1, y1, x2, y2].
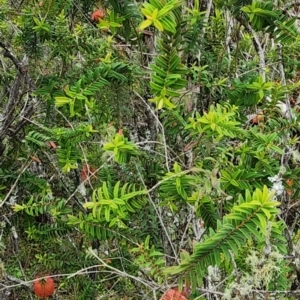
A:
[149, 251, 164, 257]
[55, 96, 71, 106]
[105, 207, 111, 222]
[256, 212, 267, 235]
[139, 19, 153, 30]
[113, 181, 120, 198]
[153, 19, 164, 31]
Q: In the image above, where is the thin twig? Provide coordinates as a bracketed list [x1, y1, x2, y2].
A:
[86, 248, 160, 290]
[134, 90, 170, 172]
[0, 160, 31, 208]
[136, 166, 179, 261]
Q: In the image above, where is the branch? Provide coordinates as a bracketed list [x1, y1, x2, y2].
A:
[234, 16, 266, 80]
[0, 41, 27, 75]
[244, 24, 266, 81]
[277, 44, 293, 120]
[0, 160, 31, 208]
[0, 42, 36, 150]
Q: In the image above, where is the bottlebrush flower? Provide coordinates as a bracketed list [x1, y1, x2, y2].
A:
[160, 288, 188, 300]
[33, 275, 55, 299]
[91, 9, 105, 22]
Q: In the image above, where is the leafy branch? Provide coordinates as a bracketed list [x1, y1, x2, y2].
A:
[164, 186, 282, 284]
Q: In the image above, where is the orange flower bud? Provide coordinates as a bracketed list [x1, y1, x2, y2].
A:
[91, 9, 105, 22]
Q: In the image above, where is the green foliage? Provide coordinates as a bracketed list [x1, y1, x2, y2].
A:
[164, 187, 283, 281]
[139, 0, 187, 109]
[139, 0, 183, 33]
[269, 16, 299, 44]
[54, 62, 132, 117]
[188, 193, 219, 230]
[1, 0, 300, 298]
[103, 132, 140, 164]
[241, 1, 279, 31]
[67, 181, 147, 240]
[13, 196, 69, 218]
[25, 130, 51, 148]
[107, 0, 142, 40]
[186, 104, 242, 140]
[84, 181, 147, 225]
[131, 235, 166, 283]
[159, 162, 197, 203]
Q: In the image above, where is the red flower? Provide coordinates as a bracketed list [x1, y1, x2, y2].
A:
[33, 275, 55, 299]
[161, 289, 188, 300]
[91, 9, 105, 22]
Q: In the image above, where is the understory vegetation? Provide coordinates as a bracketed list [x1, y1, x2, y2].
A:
[0, 0, 300, 299]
